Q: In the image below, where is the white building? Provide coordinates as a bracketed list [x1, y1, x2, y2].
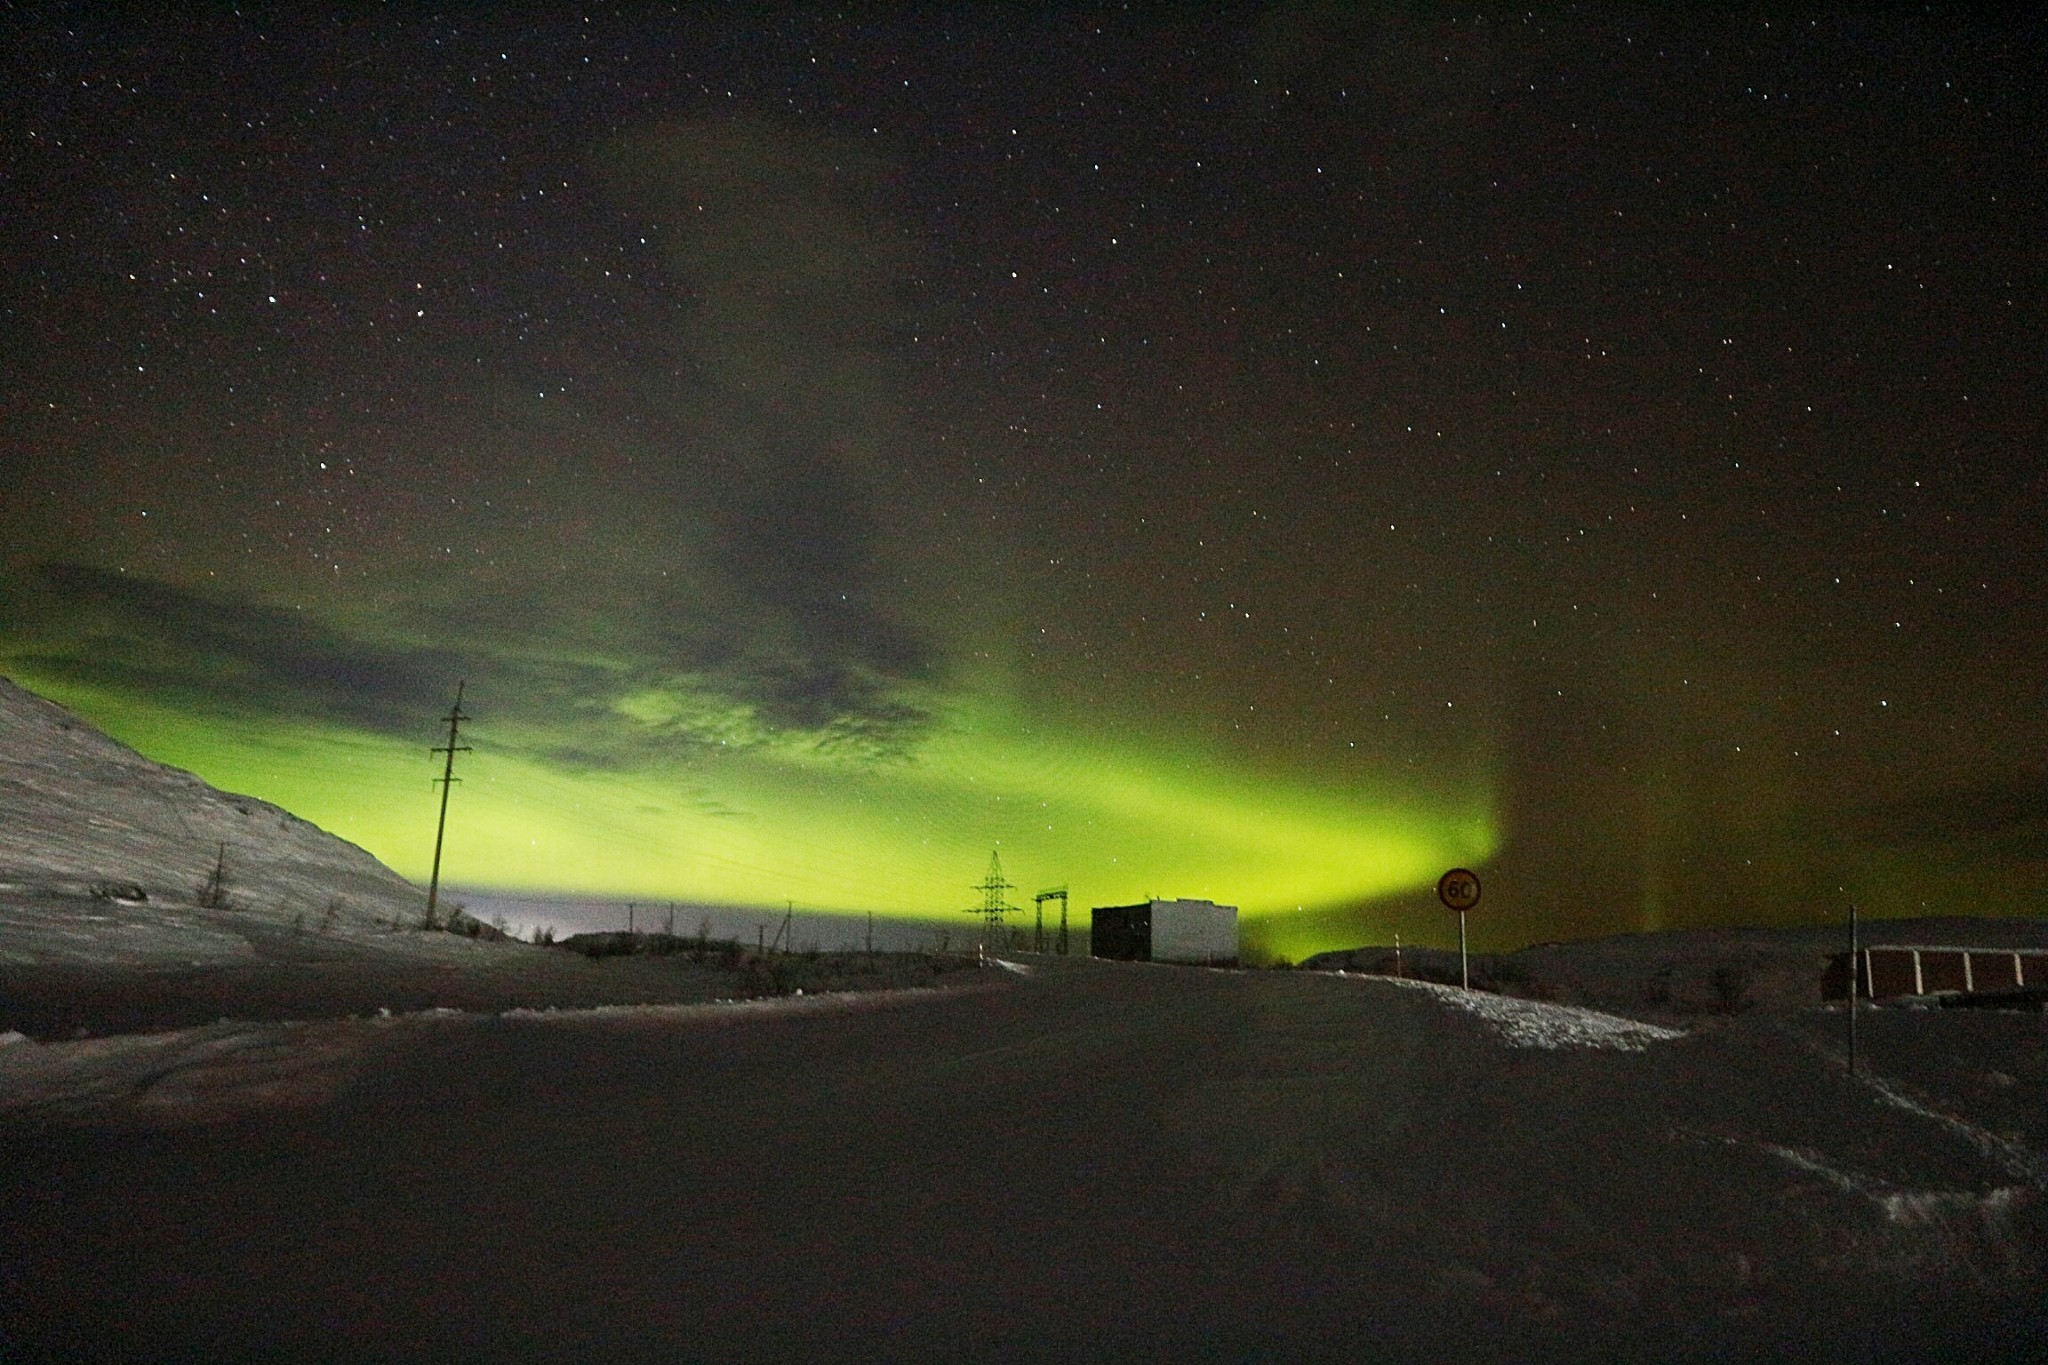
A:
[1090, 897, 1238, 966]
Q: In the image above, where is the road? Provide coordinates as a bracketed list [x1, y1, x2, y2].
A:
[2, 954, 2041, 1362]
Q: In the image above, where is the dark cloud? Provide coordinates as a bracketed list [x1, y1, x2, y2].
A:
[712, 450, 931, 679]
[586, 117, 942, 759]
[0, 560, 932, 766]
[599, 117, 912, 398]
[0, 563, 450, 733]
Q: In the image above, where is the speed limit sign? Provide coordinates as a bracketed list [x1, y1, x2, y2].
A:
[1437, 868, 1481, 912]
[1438, 868, 1480, 989]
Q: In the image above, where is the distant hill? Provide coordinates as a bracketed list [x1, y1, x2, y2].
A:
[0, 676, 427, 947]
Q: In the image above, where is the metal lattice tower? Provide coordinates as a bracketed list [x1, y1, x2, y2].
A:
[969, 849, 1020, 944]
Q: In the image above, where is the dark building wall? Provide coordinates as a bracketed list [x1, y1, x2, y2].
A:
[1918, 951, 1969, 994]
[1090, 903, 1151, 961]
[1868, 950, 1922, 998]
[1972, 954, 2023, 992]
[1825, 946, 2046, 1000]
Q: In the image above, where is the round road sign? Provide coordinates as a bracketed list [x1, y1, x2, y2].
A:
[1437, 868, 1481, 912]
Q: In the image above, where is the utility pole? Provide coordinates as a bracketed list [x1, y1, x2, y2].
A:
[425, 681, 471, 927]
[771, 899, 794, 954]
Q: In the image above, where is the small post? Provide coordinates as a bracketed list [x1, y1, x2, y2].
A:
[627, 902, 635, 935]
[1458, 911, 1469, 990]
[1847, 901, 1860, 1075]
[1394, 931, 1404, 979]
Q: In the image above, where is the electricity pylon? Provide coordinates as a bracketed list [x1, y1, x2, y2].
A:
[968, 849, 1020, 950]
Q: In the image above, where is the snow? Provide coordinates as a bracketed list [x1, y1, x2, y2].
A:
[1363, 974, 1686, 1050]
[0, 678, 427, 955]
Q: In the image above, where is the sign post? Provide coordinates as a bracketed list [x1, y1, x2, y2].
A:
[1437, 868, 1482, 989]
[1847, 901, 1859, 1075]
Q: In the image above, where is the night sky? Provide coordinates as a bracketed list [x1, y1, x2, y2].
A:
[4, 6, 2044, 959]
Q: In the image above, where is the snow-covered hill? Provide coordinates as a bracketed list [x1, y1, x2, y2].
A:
[0, 676, 427, 962]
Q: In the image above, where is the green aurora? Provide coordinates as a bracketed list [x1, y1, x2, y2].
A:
[5, 665, 1494, 963]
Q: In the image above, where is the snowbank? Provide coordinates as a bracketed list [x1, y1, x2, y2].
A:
[1370, 974, 1684, 1050]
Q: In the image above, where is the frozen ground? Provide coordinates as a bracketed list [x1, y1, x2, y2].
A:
[1, 956, 2042, 1363]
[0, 679, 425, 943]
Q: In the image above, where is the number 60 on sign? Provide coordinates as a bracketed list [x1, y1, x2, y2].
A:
[1437, 868, 1481, 912]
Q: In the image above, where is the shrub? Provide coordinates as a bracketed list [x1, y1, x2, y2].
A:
[194, 844, 233, 909]
[1711, 962, 1753, 1012]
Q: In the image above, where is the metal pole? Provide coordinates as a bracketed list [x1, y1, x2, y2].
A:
[1847, 901, 1859, 1075]
[1458, 911, 1469, 989]
[425, 681, 469, 926]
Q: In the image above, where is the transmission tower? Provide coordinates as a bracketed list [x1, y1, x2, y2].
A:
[1033, 886, 1069, 954]
[968, 849, 1020, 949]
[425, 681, 471, 926]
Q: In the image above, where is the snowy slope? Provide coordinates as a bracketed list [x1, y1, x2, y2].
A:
[0, 676, 427, 959]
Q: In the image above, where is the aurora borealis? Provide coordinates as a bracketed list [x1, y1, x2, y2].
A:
[3, 8, 2043, 959]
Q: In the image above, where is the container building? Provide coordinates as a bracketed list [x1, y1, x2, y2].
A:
[1089, 898, 1238, 967]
